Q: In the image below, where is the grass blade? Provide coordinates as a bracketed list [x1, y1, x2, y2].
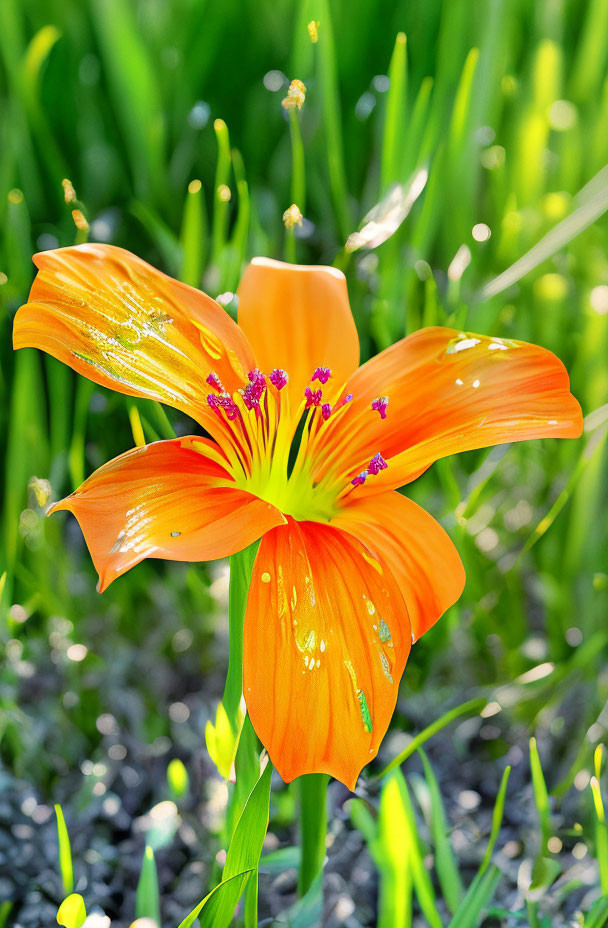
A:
[381, 32, 407, 192]
[376, 698, 486, 779]
[127, 402, 146, 448]
[376, 771, 412, 928]
[177, 762, 272, 928]
[478, 165, 608, 300]
[54, 805, 74, 895]
[396, 771, 441, 928]
[529, 737, 559, 895]
[297, 774, 328, 896]
[211, 118, 232, 268]
[530, 736, 550, 847]
[479, 765, 511, 875]
[584, 895, 608, 928]
[314, 0, 351, 240]
[0, 902, 12, 928]
[419, 748, 464, 913]
[448, 865, 501, 928]
[590, 775, 608, 894]
[67, 379, 93, 490]
[446, 766, 511, 927]
[135, 845, 161, 926]
[180, 179, 207, 288]
[90, 0, 165, 202]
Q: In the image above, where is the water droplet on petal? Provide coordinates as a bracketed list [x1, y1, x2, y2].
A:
[446, 335, 480, 354]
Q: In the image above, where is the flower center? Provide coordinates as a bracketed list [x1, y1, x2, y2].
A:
[204, 366, 388, 522]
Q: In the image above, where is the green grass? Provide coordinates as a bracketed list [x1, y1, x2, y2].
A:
[1, 0, 608, 924]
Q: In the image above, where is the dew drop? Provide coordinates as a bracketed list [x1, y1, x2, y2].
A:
[261, 572, 271, 583]
[446, 336, 480, 354]
[171, 531, 181, 538]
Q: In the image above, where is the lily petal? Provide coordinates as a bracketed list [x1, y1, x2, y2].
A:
[243, 518, 410, 789]
[237, 258, 359, 411]
[316, 327, 583, 491]
[49, 437, 286, 592]
[333, 490, 465, 641]
[13, 244, 256, 427]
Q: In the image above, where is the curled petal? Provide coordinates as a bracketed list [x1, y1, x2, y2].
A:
[237, 258, 359, 411]
[243, 518, 411, 790]
[315, 327, 583, 491]
[334, 491, 465, 641]
[13, 244, 256, 427]
[49, 437, 285, 592]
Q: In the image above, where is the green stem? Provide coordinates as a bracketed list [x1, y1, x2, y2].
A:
[289, 108, 306, 211]
[526, 898, 540, 928]
[214, 545, 262, 891]
[297, 773, 329, 896]
[224, 542, 258, 729]
[284, 109, 305, 264]
[285, 227, 296, 263]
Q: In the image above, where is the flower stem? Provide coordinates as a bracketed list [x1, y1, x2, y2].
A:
[297, 773, 329, 896]
[284, 109, 305, 265]
[285, 227, 297, 264]
[224, 541, 258, 730]
[289, 109, 306, 213]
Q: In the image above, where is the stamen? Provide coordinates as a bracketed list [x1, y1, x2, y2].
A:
[269, 368, 288, 390]
[372, 396, 389, 419]
[242, 369, 267, 411]
[305, 387, 322, 408]
[207, 394, 221, 415]
[351, 470, 368, 486]
[206, 372, 224, 392]
[368, 452, 388, 475]
[312, 366, 331, 385]
[321, 403, 332, 421]
[248, 368, 265, 386]
[207, 392, 240, 420]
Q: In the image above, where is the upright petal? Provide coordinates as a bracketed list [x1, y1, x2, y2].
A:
[49, 437, 285, 592]
[243, 518, 411, 789]
[333, 491, 465, 641]
[315, 327, 583, 492]
[13, 244, 256, 426]
[237, 258, 359, 410]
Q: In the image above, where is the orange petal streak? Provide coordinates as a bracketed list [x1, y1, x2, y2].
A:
[315, 327, 583, 492]
[333, 491, 465, 641]
[49, 437, 285, 592]
[13, 244, 256, 427]
[243, 518, 411, 790]
[237, 258, 359, 410]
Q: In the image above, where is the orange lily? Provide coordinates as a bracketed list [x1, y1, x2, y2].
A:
[13, 244, 582, 789]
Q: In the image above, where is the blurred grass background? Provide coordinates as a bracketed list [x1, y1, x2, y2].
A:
[1, 0, 608, 925]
